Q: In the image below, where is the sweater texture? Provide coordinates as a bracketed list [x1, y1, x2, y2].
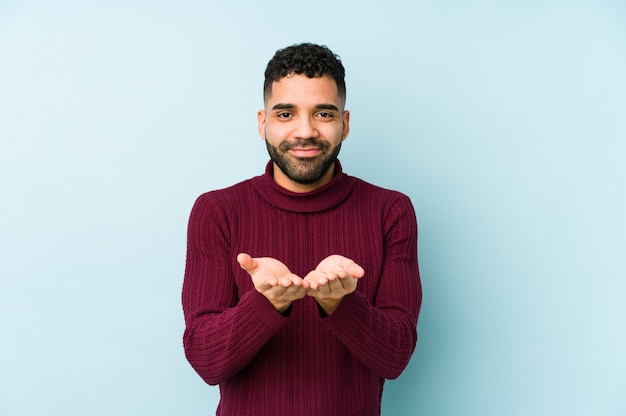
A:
[182, 161, 422, 416]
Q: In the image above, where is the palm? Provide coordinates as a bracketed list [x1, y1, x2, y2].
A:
[251, 257, 295, 286]
[316, 255, 364, 279]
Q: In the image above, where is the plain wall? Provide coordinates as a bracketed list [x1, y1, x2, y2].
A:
[1, 1, 625, 415]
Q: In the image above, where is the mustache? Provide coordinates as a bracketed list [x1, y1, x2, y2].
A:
[279, 139, 330, 151]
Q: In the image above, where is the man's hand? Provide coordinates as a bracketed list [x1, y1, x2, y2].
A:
[304, 255, 365, 315]
[237, 253, 307, 313]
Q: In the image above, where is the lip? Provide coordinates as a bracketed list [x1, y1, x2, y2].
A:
[289, 147, 321, 157]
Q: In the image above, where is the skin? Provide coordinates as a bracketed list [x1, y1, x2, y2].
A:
[237, 74, 365, 315]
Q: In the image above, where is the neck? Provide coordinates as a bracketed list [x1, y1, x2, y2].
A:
[272, 163, 335, 193]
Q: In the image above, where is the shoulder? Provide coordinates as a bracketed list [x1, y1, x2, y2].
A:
[347, 176, 417, 233]
[351, 176, 414, 209]
[189, 177, 259, 224]
[193, 177, 256, 207]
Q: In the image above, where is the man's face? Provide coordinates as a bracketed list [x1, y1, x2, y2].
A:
[258, 74, 350, 192]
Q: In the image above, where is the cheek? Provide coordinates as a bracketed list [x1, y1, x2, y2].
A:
[322, 124, 345, 142]
[264, 122, 289, 140]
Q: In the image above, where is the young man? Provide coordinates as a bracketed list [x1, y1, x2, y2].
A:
[182, 43, 422, 416]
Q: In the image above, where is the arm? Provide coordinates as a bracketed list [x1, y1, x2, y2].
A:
[317, 195, 422, 380]
[182, 194, 292, 385]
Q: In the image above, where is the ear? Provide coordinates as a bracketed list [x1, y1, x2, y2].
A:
[341, 110, 350, 141]
[257, 109, 267, 140]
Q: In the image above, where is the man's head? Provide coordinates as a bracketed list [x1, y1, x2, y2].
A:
[263, 43, 346, 107]
[258, 43, 350, 193]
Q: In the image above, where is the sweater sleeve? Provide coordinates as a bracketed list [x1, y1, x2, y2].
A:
[182, 193, 290, 385]
[322, 194, 422, 380]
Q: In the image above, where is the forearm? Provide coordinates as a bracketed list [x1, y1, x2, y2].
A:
[183, 290, 289, 385]
[322, 291, 419, 380]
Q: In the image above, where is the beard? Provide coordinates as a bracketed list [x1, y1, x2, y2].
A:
[265, 136, 342, 185]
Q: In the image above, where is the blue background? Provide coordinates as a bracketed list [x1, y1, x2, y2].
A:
[1, 1, 625, 415]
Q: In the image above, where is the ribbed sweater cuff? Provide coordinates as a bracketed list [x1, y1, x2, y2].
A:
[323, 291, 369, 328]
[241, 289, 293, 325]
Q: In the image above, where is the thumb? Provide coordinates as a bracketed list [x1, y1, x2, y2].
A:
[237, 253, 256, 273]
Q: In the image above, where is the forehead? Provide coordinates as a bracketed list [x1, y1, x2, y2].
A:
[266, 74, 342, 107]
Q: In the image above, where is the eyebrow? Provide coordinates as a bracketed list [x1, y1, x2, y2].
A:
[271, 103, 296, 111]
[316, 103, 341, 112]
[271, 103, 340, 112]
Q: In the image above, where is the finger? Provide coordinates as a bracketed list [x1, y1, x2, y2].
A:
[327, 278, 344, 294]
[237, 253, 256, 273]
[315, 268, 337, 279]
[347, 263, 365, 278]
[282, 285, 307, 301]
[323, 270, 342, 280]
[255, 273, 279, 289]
[313, 276, 330, 288]
[256, 280, 277, 291]
[316, 282, 332, 297]
[334, 269, 347, 279]
[266, 284, 304, 302]
[304, 270, 328, 288]
[331, 263, 363, 280]
[278, 274, 303, 287]
[290, 274, 304, 286]
[265, 276, 279, 287]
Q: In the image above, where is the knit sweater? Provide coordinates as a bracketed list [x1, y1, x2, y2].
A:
[182, 161, 421, 416]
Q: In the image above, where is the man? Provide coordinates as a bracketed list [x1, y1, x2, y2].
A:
[182, 43, 422, 416]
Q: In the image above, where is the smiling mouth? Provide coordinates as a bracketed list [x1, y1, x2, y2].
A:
[289, 147, 322, 157]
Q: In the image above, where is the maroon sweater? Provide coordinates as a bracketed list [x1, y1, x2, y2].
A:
[182, 161, 421, 416]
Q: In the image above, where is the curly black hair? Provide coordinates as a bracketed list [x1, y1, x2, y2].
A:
[263, 43, 346, 103]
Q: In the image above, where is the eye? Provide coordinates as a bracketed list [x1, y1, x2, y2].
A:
[276, 112, 292, 119]
[317, 112, 333, 118]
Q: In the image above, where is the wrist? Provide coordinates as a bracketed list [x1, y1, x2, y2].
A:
[272, 300, 292, 315]
[317, 298, 342, 316]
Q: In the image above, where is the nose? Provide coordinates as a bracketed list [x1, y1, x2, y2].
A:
[293, 116, 318, 140]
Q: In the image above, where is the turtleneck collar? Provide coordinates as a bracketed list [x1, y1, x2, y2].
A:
[251, 160, 356, 213]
